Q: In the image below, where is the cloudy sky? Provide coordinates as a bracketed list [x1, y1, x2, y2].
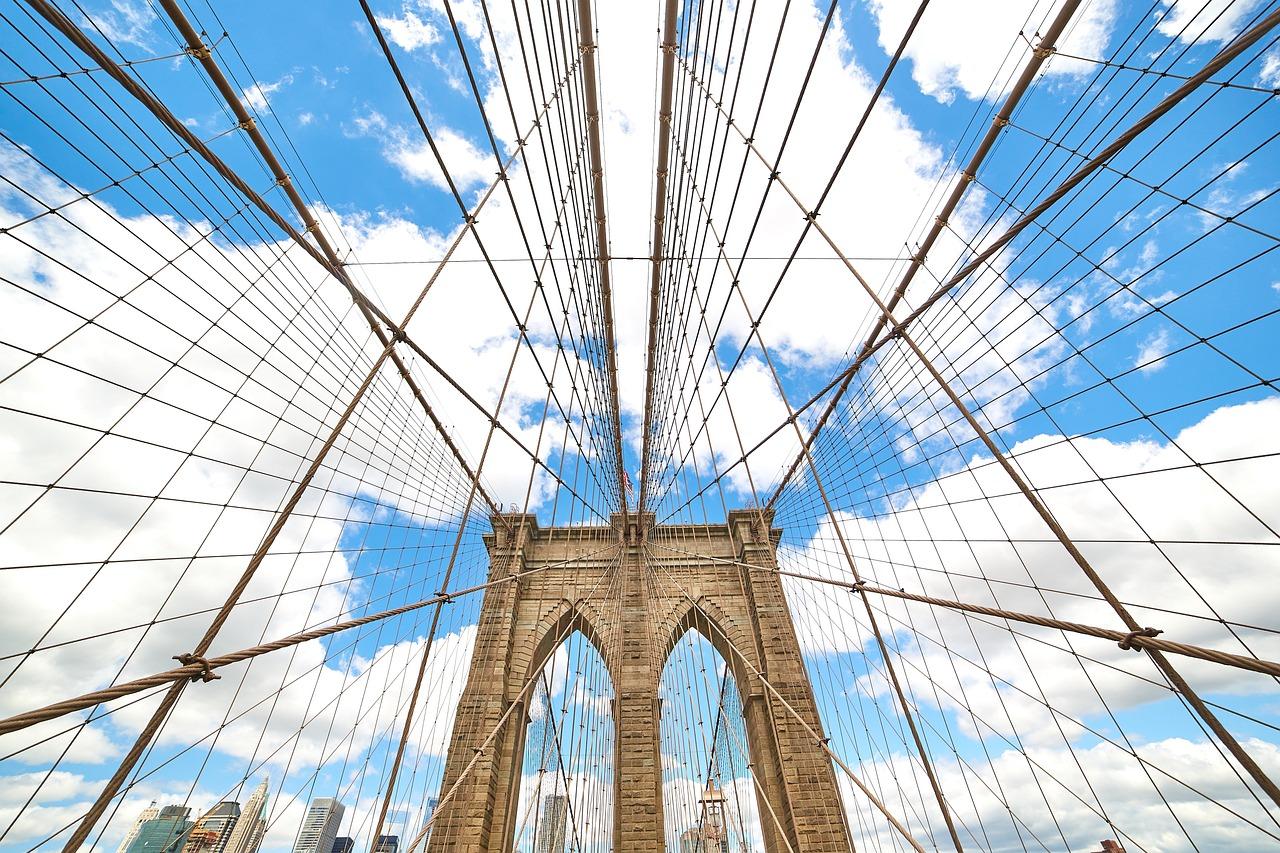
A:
[1, 0, 1278, 850]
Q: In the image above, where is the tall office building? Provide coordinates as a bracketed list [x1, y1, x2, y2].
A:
[125, 806, 194, 853]
[292, 798, 344, 853]
[370, 835, 398, 853]
[118, 802, 160, 853]
[181, 802, 240, 853]
[416, 797, 440, 847]
[534, 794, 568, 853]
[221, 778, 269, 853]
[328, 838, 354, 853]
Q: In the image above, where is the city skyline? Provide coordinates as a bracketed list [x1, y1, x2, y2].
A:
[108, 793, 457, 853]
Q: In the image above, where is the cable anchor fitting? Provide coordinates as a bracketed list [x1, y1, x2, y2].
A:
[1118, 627, 1162, 651]
[174, 653, 220, 683]
[1032, 43, 1056, 59]
[185, 42, 212, 60]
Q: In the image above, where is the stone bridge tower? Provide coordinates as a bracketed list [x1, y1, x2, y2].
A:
[426, 509, 852, 851]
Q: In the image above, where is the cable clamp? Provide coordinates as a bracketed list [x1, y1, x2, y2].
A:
[960, 170, 975, 183]
[994, 116, 1010, 128]
[661, 43, 678, 55]
[275, 174, 292, 189]
[579, 43, 596, 55]
[174, 653, 220, 683]
[238, 117, 257, 132]
[435, 591, 453, 603]
[185, 43, 212, 60]
[850, 580, 867, 594]
[391, 326, 408, 344]
[1032, 44, 1056, 59]
[1118, 627, 1161, 651]
[769, 170, 780, 181]
[464, 213, 478, 225]
[805, 210, 818, 222]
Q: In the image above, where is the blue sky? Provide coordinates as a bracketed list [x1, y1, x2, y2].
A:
[1, 0, 1279, 851]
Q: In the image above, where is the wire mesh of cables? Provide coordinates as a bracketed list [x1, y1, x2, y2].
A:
[1, 0, 1279, 852]
[634, 0, 1280, 850]
[0, 0, 627, 849]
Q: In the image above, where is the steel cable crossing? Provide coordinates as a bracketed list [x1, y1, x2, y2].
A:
[1, 1, 1279, 852]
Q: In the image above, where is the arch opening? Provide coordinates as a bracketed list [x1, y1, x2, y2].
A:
[510, 628, 615, 853]
[660, 627, 767, 852]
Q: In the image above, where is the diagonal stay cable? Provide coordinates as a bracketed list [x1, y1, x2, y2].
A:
[765, 0, 1080, 508]
[16, 0, 581, 842]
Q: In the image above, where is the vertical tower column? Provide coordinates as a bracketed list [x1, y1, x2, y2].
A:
[730, 510, 854, 852]
[615, 544, 666, 848]
[427, 515, 533, 852]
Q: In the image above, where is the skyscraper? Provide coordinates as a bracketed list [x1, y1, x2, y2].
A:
[118, 802, 160, 853]
[292, 798, 344, 853]
[534, 794, 568, 853]
[419, 796, 440, 846]
[181, 802, 240, 853]
[221, 778, 269, 853]
[328, 838, 354, 853]
[370, 835, 398, 853]
[125, 806, 193, 853]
